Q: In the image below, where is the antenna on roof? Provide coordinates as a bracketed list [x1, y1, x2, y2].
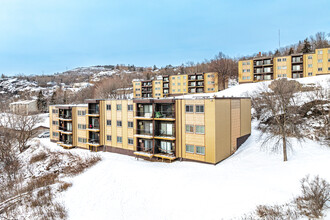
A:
[278, 29, 281, 49]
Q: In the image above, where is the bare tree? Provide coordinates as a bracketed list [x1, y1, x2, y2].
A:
[209, 52, 238, 90]
[251, 79, 304, 161]
[2, 113, 42, 153]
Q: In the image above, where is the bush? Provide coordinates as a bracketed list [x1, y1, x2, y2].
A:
[294, 175, 330, 219]
[30, 151, 47, 164]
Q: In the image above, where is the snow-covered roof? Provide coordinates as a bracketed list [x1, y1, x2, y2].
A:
[10, 100, 37, 105]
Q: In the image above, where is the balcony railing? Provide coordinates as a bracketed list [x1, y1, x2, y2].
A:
[59, 114, 72, 119]
[59, 126, 72, 132]
[88, 124, 100, 129]
[163, 78, 169, 82]
[88, 138, 100, 144]
[135, 129, 153, 136]
[163, 84, 169, 88]
[136, 111, 153, 118]
[154, 111, 175, 118]
[88, 109, 99, 114]
[155, 129, 175, 137]
[60, 139, 73, 145]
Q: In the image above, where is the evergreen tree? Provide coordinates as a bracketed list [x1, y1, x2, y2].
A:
[50, 91, 56, 105]
[37, 91, 46, 112]
[274, 49, 280, 56]
[301, 38, 312, 53]
[63, 91, 68, 104]
[288, 47, 294, 55]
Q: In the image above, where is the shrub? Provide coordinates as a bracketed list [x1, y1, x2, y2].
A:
[294, 175, 330, 219]
[30, 151, 47, 164]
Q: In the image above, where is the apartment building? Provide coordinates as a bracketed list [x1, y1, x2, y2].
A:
[238, 47, 330, 83]
[49, 97, 251, 164]
[132, 72, 221, 98]
[9, 100, 38, 115]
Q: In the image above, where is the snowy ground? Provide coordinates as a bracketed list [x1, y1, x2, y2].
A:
[50, 75, 329, 219]
[56, 120, 330, 220]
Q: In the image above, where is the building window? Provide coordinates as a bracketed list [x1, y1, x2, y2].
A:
[106, 104, 111, 110]
[195, 105, 204, 113]
[172, 89, 175, 92]
[117, 136, 122, 143]
[185, 105, 194, 113]
[52, 120, 58, 125]
[178, 89, 181, 92]
[328, 67, 330, 71]
[318, 59, 323, 63]
[78, 137, 87, 143]
[208, 88, 215, 91]
[246, 61, 250, 65]
[328, 58, 330, 62]
[195, 125, 205, 134]
[185, 125, 194, 133]
[78, 110, 86, 116]
[128, 138, 133, 145]
[283, 58, 287, 61]
[178, 83, 181, 86]
[308, 56, 313, 59]
[277, 58, 281, 62]
[308, 64, 313, 68]
[128, 105, 133, 111]
[117, 121, 122, 127]
[196, 146, 205, 155]
[308, 72, 313, 76]
[107, 120, 111, 126]
[186, 145, 194, 153]
[172, 83, 175, 86]
[116, 104, 122, 111]
[318, 68, 323, 72]
[128, 121, 133, 128]
[107, 135, 112, 141]
[78, 124, 86, 129]
[318, 50, 323, 54]
[52, 132, 59, 137]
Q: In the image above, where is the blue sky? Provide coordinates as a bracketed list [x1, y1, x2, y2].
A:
[0, 0, 329, 76]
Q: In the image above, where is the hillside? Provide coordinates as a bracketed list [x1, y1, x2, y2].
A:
[53, 75, 328, 220]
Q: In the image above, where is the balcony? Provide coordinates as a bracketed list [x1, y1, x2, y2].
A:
[87, 124, 100, 132]
[87, 108, 99, 115]
[163, 77, 169, 82]
[59, 126, 73, 134]
[59, 114, 72, 121]
[88, 138, 100, 146]
[154, 111, 175, 119]
[196, 82, 204, 87]
[188, 76, 196, 81]
[163, 83, 169, 88]
[135, 129, 153, 138]
[188, 82, 196, 87]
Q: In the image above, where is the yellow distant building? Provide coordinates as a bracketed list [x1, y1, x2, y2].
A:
[49, 96, 251, 164]
[238, 47, 330, 83]
[133, 72, 222, 98]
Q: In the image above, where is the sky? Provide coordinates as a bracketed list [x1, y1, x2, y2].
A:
[0, 0, 329, 76]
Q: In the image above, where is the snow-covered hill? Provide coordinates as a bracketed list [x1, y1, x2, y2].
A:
[54, 75, 329, 220]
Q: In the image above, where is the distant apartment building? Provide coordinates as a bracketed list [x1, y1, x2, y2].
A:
[132, 72, 225, 98]
[238, 47, 330, 83]
[49, 96, 251, 164]
[9, 100, 38, 114]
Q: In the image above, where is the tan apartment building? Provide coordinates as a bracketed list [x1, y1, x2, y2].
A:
[50, 96, 251, 164]
[132, 72, 221, 98]
[238, 47, 330, 83]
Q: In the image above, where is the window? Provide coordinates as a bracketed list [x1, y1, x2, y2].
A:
[308, 72, 313, 76]
[77, 110, 86, 116]
[117, 136, 122, 143]
[172, 77, 175, 80]
[128, 104, 133, 111]
[52, 120, 58, 125]
[195, 125, 205, 134]
[264, 67, 271, 73]
[318, 68, 323, 72]
[328, 59, 330, 62]
[116, 104, 122, 111]
[328, 67, 330, 71]
[178, 83, 181, 86]
[185, 105, 194, 113]
[318, 59, 323, 63]
[246, 61, 250, 65]
[78, 137, 87, 143]
[106, 104, 111, 110]
[178, 89, 181, 92]
[117, 120, 122, 127]
[52, 132, 59, 137]
[318, 50, 323, 54]
[172, 89, 175, 92]
[185, 125, 194, 133]
[283, 58, 287, 61]
[277, 58, 281, 62]
[177, 76, 180, 79]
[308, 64, 313, 68]
[328, 50, 330, 54]
[128, 121, 133, 128]
[78, 124, 86, 129]
[195, 105, 204, 113]
[172, 83, 175, 86]
[196, 146, 205, 155]
[308, 56, 313, 59]
[107, 120, 111, 126]
[128, 138, 133, 145]
[186, 145, 194, 153]
[183, 76, 187, 79]
[107, 135, 112, 141]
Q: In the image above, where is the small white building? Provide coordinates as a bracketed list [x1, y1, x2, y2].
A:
[9, 100, 38, 115]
